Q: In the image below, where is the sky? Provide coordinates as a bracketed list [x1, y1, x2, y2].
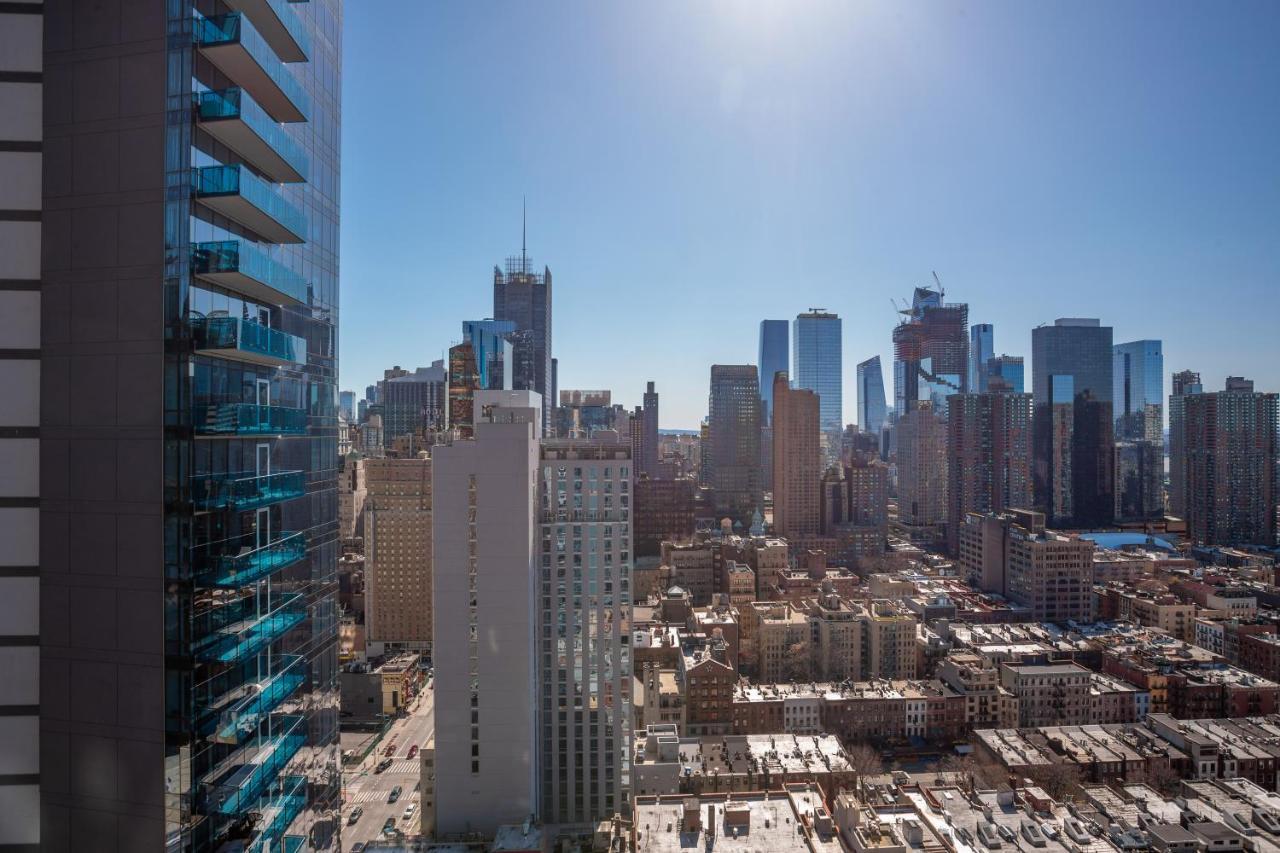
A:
[339, 1, 1280, 429]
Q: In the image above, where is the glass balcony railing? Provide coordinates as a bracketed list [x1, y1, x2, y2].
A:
[203, 713, 306, 817]
[194, 11, 310, 123]
[211, 654, 307, 745]
[195, 531, 306, 588]
[192, 239, 309, 305]
[194, 89, 308, 183]
[193, 400, 309, 436]
[191, 316, 307, 368]
[249, 774, 307, 852]
[195, 592, 307, 665]
[224, 0, 310, 63]
[192, 165, 306, 244]
[191, 470, 305, 512]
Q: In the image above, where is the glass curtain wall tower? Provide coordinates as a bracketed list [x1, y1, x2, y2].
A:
[1031, 319, 1114, 528]
[857, 356, 887, 436]
[793, 310, 843, 432]
[758, 320, 789, 426]
[37, 2, 342, 851]
[969, 324, 994, 392]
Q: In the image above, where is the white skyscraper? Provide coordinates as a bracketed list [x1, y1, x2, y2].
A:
[538, 434, 633, 822]
[432, 391, 543, 836]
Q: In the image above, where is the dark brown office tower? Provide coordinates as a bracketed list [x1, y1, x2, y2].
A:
[892, 286, 969, 414]
[449, 341, 480, 438]
[634, 477, 697, 556]
[639, 381, 660, 478]
[946, 387, 1033, 555]
[772, 372, 822, 537]
[493, 225, 552, 430]
[1168, 369, 1203, 518]
[820, 457, 890, 562]
[707, 365, 762, 527]
[1182, 378, 1278, 546]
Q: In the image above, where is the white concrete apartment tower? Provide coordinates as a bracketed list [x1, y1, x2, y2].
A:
[0, 2, 42, 848]
[432, 391, 542, 836]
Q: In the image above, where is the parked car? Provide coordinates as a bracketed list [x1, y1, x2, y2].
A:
[351, 844, 366, 853]
[347, 806, 363, 826]
[388, 785, 403, 804]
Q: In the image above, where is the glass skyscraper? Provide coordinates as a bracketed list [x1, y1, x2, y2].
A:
[986, 355, 1025, 393]
[857, 355, 888, 436]
[758, 319, 789, 426]
[464, 318, 517, 391]
[969, 323, 994, 392]
[793, 310, 843, 432]
[1113, 339, 1164, 441]
[1032, 318, 1115, 527]
[19, 2, 343, 851]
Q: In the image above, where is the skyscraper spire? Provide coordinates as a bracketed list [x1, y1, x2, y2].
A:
[521, 195, 527, 268]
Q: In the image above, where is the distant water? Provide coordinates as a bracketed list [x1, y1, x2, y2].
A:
[1079, 531, 1176, 551]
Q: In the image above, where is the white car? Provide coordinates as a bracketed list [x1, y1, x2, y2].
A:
[403, 803, 418, 821]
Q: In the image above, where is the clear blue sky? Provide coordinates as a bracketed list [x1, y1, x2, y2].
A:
[339, 1, 1279, 429]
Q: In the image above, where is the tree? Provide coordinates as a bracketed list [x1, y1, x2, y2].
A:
[1144, 760, 1184, 796]
[846, 741, 884, 784]
[1024, 762, 1083, 802]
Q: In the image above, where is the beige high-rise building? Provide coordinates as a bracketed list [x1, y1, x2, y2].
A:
[339, 451, 368, 545]
[807, 593, 864, 681]
[772, 372, 822, 538]
[660, 540, 716, 604]
[752, 602, 812, 682]
[364, 455, 433, 653]
[959, 509, 1094, 622]
[745, 537, 790, 599]
[862, 599, 918, 680]
[896, 401, 948, 531]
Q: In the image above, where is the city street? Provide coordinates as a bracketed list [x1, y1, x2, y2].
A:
[341, 684, 435, 847]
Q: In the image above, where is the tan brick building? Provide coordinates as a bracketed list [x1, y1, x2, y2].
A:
[364, 454, 433, 653]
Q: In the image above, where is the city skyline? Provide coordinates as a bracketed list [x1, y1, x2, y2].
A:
[340, 1, 1280, 427]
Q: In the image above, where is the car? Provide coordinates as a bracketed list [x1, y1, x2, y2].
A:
[351, 844, 366, 853]
[374, 758, 392, 773]
[388, 785, 403, 804]
[403, 803, 418, 821]
[407, 744, 419, 759]
[382, 817, 396, 835]
[347, 806, 364, 826]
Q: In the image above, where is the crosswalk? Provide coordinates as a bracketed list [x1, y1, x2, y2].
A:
[347, 788, 387, 805]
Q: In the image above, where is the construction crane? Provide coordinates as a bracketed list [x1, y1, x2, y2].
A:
[932, 270, 945, 298]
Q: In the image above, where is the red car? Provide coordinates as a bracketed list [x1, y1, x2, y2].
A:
[407, 745, 419, 759]
[383, 742, 397, 757]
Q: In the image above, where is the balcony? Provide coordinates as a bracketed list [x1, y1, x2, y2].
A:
[196, 531, 307, 588]
[191, 316, 307, 368]
[222, 0, 309, 63]
[192, 165, 306, 244]
[191, 469, 305, 512]
[203, 713, 306, 816]
[193, 401, 308, 436]
[249, 774, 307, 852]
[210, 654, 307, 745]
[195, 592, 307, 664]
[195, 12, 309, 122]
[195, 89, 308, 183]
[193, 238, 308, 306]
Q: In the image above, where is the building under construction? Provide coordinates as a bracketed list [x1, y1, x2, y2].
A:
[892, 284, 970, 415]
